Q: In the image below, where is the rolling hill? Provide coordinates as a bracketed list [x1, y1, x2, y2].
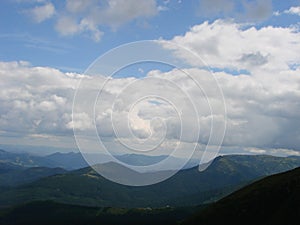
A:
[1, 166, 299, 225]
[0, 154, 299, 208]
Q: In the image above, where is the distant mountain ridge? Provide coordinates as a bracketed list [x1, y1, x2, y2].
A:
[0, 154, 299, 208]
[0, 149, 199, 171]
[0, 149, 89, 170]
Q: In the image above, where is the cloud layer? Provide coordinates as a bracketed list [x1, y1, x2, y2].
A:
[1, 18, 300, 156]
[159, 19, 300, 151]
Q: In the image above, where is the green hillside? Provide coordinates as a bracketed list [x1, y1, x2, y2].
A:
[183, 166, 300, 225]
[1, 166, 299, 225]
[0, 155, 299, 208]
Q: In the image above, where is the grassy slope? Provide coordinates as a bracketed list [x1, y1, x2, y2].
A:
[183, 166, 300, 225]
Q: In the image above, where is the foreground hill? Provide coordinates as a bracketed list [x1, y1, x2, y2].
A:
[0, 155, 299, 208]
[183, 166, 300, 225]
[0, 201, 201, 225]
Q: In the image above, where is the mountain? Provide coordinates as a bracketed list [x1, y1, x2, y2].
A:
[43, 152, 89, 170]
[0, 149, 90, 170]
[0, 149, 198, 171]
[0, 149, 101, 170]
[0, 149, 51, 167]
[183, 166, 300, 225]
[0, 154, 299, 208]
[1, 166, 299, 225]
[115, 153, 199, 168]
[0, 165, 66, 187]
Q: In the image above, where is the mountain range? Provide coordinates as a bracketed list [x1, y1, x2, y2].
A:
[0, 165, 299, 225]
[0, 149, 199, 171]
[0, 151, 299, 208]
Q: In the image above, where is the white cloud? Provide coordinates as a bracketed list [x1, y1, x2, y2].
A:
[284, 6, 300, 16]
[160, 20, 300, 73]
[1, 19, 300, 155]
[245, 147, 300, 157]
[28, 2, 55, 23]
[0, 61, 80, 137]
[157, 20, 300, 151]
[0, 59, 300, 155]
[54, 0, 158, 41]
[274, 6, 300, 17]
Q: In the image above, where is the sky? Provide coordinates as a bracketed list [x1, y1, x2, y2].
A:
[1, 0, 300, 161]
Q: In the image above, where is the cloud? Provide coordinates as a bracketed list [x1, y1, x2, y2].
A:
[55, 16, 80, 36]
[198, 0, 235, 17]
[198, 0, 273, 22]
[46, 0, 158, 41]
[1, 57, 300, 155]
[157, 20, 300, 151]
[0, 61, 81, 137]
[241, 0, 273, 21]
[1, 19, 300, 155]
[28, 2, 55, 23]
[160, 20, 300, 73]
[19, 0, 159, 41]
[274, 6, 300, 17]
[284, 6, 300, 16]
[239, 52, 268, 67]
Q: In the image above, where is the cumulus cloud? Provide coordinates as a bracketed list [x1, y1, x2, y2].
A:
[1, 19, 300, 155]
[28, 2, 55, 23]
[160, 20, 300, 73]
[284, 6, 300, 16]
[1, 56, 300, 155]
[157, 20, 300, 151]
[0, 61, 80, 137]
